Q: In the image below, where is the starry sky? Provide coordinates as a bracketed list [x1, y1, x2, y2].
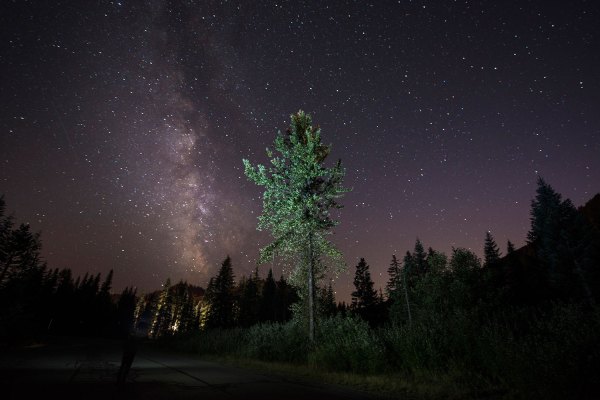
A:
[1, 1, 599, 300]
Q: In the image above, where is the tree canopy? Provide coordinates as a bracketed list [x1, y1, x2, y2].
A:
[243, 110, 349, 340]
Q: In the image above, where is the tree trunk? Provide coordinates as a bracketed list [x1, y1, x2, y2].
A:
[307, 232, 315, 342]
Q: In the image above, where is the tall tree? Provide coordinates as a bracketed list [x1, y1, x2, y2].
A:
[237, 272, 260, 327]
[150, 278, 173, 338]
[507, 240, 516, 254]
[274, 275, 297, 322]
[386, 254, 401, 299]
[527, 176, 564, 247]
[427, 248, 448, 273]
[413, 239, 427, 276]
[100, 269, 113, 295]
[243, 110, 349, 341]
[206, 256, 236, 329]
[320, 281, 337, 317]
[116, 286, 137, 337]
[0, 223, 42, 287]
[448, 248, 482, 310]
[351, 258, 377, 313]
[259, 268, 277, 322]
[527, 177, 596, 303]
[484, 232, 501, 267]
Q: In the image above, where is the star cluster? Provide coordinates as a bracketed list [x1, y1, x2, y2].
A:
[1, 1, 599, 299]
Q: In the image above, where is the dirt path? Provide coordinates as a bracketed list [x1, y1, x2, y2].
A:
[0, 338, 384, 400]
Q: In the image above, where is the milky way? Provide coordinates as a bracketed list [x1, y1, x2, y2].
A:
[1, 1, 599, 300]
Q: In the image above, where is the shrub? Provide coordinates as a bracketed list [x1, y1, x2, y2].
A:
[244, 321, 308, 363]
[309, 315, 385, 373]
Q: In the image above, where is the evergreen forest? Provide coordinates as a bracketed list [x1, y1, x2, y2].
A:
[1, 177, 600, 398]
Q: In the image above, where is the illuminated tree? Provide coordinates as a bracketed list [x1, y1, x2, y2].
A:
[243, 110, 349, 341]
[150, 278, 173, 338]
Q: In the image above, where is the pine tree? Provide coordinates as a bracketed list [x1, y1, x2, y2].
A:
[351, 258, 377, 313]
[526, 177, 596, 303]
[100, 269, 113, 295]
[243, 110, 349, 341]
[507, 240, 516, 254]
[336, 301, 347, 317]
[259, 268, 277, 322]
[274, 275, 297, 322]
[448, 248, 482, 310]
[484, 232, 501, 267]
[427, 248, 448, 273]
[527, 176, 564, 247]
[177, 285, 197, 333]
[0, 223, 42, 286]
[116, 286, 137, 336]
[238, 272, 260, 327]
[206, 256, 236, 329]
[413, 238, 427, 276]
[320, 281, 337, 317]
[386, 254, 401, 298]
[151, 278, 173, 338]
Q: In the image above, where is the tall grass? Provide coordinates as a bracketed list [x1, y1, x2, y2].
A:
[162, 302, 600, 399]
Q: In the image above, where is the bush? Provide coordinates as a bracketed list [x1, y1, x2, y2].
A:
[162, 302, 600, 399]
[309, 315, 385, 373]
[496, 303, 600, 399]
[164, 328, 245, 356]
[244, 321, 308, 363]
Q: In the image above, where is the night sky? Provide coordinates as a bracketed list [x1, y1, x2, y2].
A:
[1, 1, 599, 301]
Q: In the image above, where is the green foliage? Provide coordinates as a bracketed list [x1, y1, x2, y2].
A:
[243, 110, 349, 340]
[412, 238, 427, 276]
[244, 321, 309, 363]
[310, 315, 385, 373]
[243, 110, 349, 287]
[166, 328, 245, 356]
[318, 281, 337, 317]
[385, 254, 401, 298]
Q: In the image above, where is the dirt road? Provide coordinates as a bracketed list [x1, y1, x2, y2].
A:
[0, 338, 383, 400]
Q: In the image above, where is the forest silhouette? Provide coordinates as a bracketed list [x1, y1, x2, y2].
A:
[1, 177, 599, 398]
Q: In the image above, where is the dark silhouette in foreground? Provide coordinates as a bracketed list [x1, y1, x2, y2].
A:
[117, 334, 137, 386]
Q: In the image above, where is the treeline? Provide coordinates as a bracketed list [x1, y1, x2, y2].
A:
[348, 177, 600, 328]
[135, 256, 299, 338]
[165, 178, 600, 399]
[0, 196, 136, 340]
